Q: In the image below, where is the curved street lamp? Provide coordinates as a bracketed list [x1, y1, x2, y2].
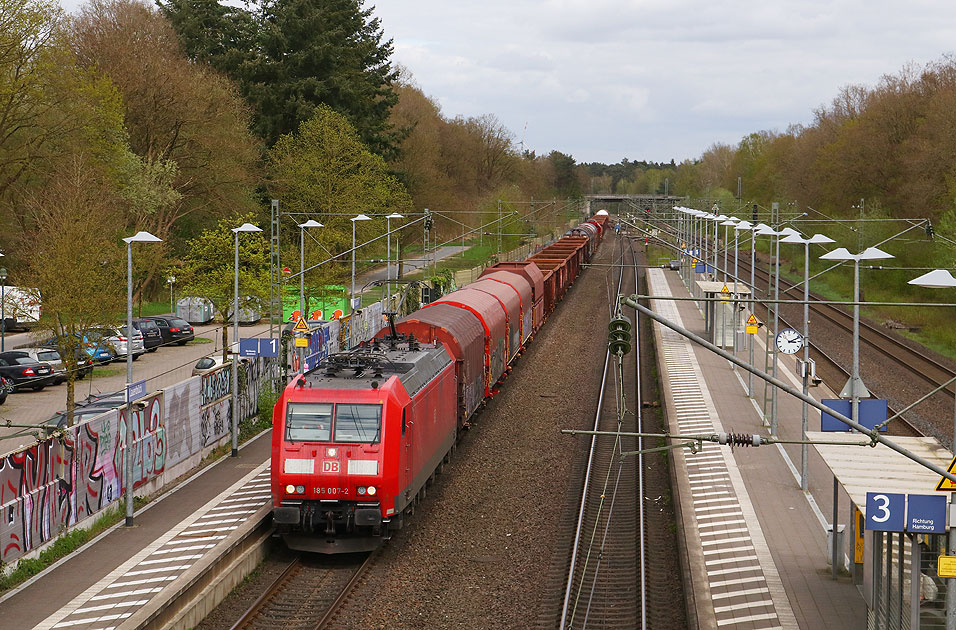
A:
[350, 214, 372, 328]
[297, 219, 323, 374]
[386, 213, 404, 304]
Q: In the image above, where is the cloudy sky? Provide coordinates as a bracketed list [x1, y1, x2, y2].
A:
[371, 1, 956, 164]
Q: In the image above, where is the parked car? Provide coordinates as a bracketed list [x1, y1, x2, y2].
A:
[142, 315, 195, 346]
[0, 352, 56, 391]
[191, 353, 246, 377]
[89, 325, 146, 360]
[0, 375, 11, 404]
[79, 389, 129, 409]
[132, 318, 163, 352]
[12, 347, 68, 384]
[48, 406, 116, 429]
[42, 332, 116, 364]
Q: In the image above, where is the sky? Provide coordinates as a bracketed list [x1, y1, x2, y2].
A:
[370, 0, 956, 164]
[55, 0, 956, 165]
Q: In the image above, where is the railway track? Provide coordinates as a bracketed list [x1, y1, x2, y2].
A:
[229, 551, 376, 630]
[548, 236, 645, 629]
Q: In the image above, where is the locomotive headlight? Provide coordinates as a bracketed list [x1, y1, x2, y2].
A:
[367, 486, 377, 496]
[285, 484, 296, 494]
[295, 485, 305, 494]
[326, 447, 338, 457]
[357, 486, 367, 495]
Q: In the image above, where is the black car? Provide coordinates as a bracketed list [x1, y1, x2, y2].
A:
[142, 315, 195, 346]
[0, 352, 56, 391]
[0, 376, 11, 404]
[132, 318, 163, 352]
[49, 406, 117, 428]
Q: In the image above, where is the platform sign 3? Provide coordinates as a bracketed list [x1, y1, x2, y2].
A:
[865, 492, 905, 532]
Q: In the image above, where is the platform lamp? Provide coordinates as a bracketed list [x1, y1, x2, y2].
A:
[0, 260, 6, 353]
[386, 213, 404, 305]
[350, 214, 372, 331]
[122, 231, 162, 527]
[781, 232, 835, 491]
[733, 221, 755, 393]
[908, 268, 956, 626]
[231, 222, 262, 457]
[753, 224, 792, 434]
[819, 247, 894, 432]
[297, 219, 323, 374]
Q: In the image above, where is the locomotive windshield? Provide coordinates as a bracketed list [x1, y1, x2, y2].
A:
[284, 402, 381, 443]
[286, 402, 333, 441]
[334, 404, 382, 443]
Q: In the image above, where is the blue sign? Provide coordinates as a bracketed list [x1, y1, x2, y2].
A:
[865, 492, 905, 532]
[258, 338, 279, 358]
[126, 379, 147, 402]
[907, 494, 947, 534]
[239, 338, 280, 358]
[820, 399, 888, 432]
[239, 338, 259, 357]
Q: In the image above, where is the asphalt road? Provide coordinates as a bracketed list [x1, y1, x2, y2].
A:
[0, 321, 273, 449]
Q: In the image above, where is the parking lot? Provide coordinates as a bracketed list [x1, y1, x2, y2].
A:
[0, 321, 273, 449]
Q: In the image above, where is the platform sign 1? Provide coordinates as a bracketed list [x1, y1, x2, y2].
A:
[907, 494, 947, 534]
[239, 338, 280, 358]
[865, 492, 905, 532]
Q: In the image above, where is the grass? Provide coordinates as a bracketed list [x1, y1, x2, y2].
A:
[189, 337, 213, 345]
[89, 367, 123, 380]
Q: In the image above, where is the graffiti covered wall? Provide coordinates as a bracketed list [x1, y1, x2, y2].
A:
[0, 357, 274, 567]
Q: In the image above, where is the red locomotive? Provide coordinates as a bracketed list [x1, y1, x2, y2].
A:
[271, 212, 609, 552]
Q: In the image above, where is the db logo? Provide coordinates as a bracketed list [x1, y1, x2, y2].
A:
[321, 460, 340, 473]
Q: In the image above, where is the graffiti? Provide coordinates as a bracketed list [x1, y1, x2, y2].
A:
[0, 357, 272, 567]
[201, 366, 231, 406]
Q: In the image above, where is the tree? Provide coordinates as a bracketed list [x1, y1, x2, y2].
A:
[268, 105, 411, 292]
[161, 0, 401, 157]
[71, 0, 261, 297]
[22, 154, 125, 426]
[173, 213, 270, 359]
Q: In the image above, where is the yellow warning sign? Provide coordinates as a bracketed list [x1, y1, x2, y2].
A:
[720, 284, 730, 293]
[935, 456, 956, 491]
[294, 337, 309, 347]
[292, 317, 310, 333]
[939, 556, 956, 578]
[745, 313, 759, 335]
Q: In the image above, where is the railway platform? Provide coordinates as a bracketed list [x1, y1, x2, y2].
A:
[646, 266, 868, 629]
[0, 432, 273, 630]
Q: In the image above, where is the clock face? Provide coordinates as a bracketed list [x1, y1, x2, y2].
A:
[775, 328, 804, 354]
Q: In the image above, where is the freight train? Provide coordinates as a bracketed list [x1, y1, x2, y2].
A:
[270, 211, 610, 552]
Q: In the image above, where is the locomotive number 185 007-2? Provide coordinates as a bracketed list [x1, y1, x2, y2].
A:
[314, 487, 349, 496]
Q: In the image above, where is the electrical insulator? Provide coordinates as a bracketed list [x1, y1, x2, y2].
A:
[716, 432, 763, 447]
[927, 221, 935, 239]
[608, 315, 632, 355]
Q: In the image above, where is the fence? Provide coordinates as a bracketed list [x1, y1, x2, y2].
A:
[0, 357, 274, 570]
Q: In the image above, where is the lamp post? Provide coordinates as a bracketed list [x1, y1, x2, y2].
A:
[0, 263, 7, 353]
[297, 220, 322, 374]
[818, 247, 894, 435]
[231, 223, 262, 457]
[167, 275, 176, 314]
[350, 215, 372, 328]
[781, 232, 835, 490]
[908, 268, 956, 630]
[386, 213, 404, 306]
[122, 231, 162, 527]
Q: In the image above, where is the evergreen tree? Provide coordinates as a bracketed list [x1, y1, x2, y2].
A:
[160, 0, 400, 158]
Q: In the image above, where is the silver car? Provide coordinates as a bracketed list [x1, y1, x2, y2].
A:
[14, 347, 94, 384]
[91, 326, 146, 360]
